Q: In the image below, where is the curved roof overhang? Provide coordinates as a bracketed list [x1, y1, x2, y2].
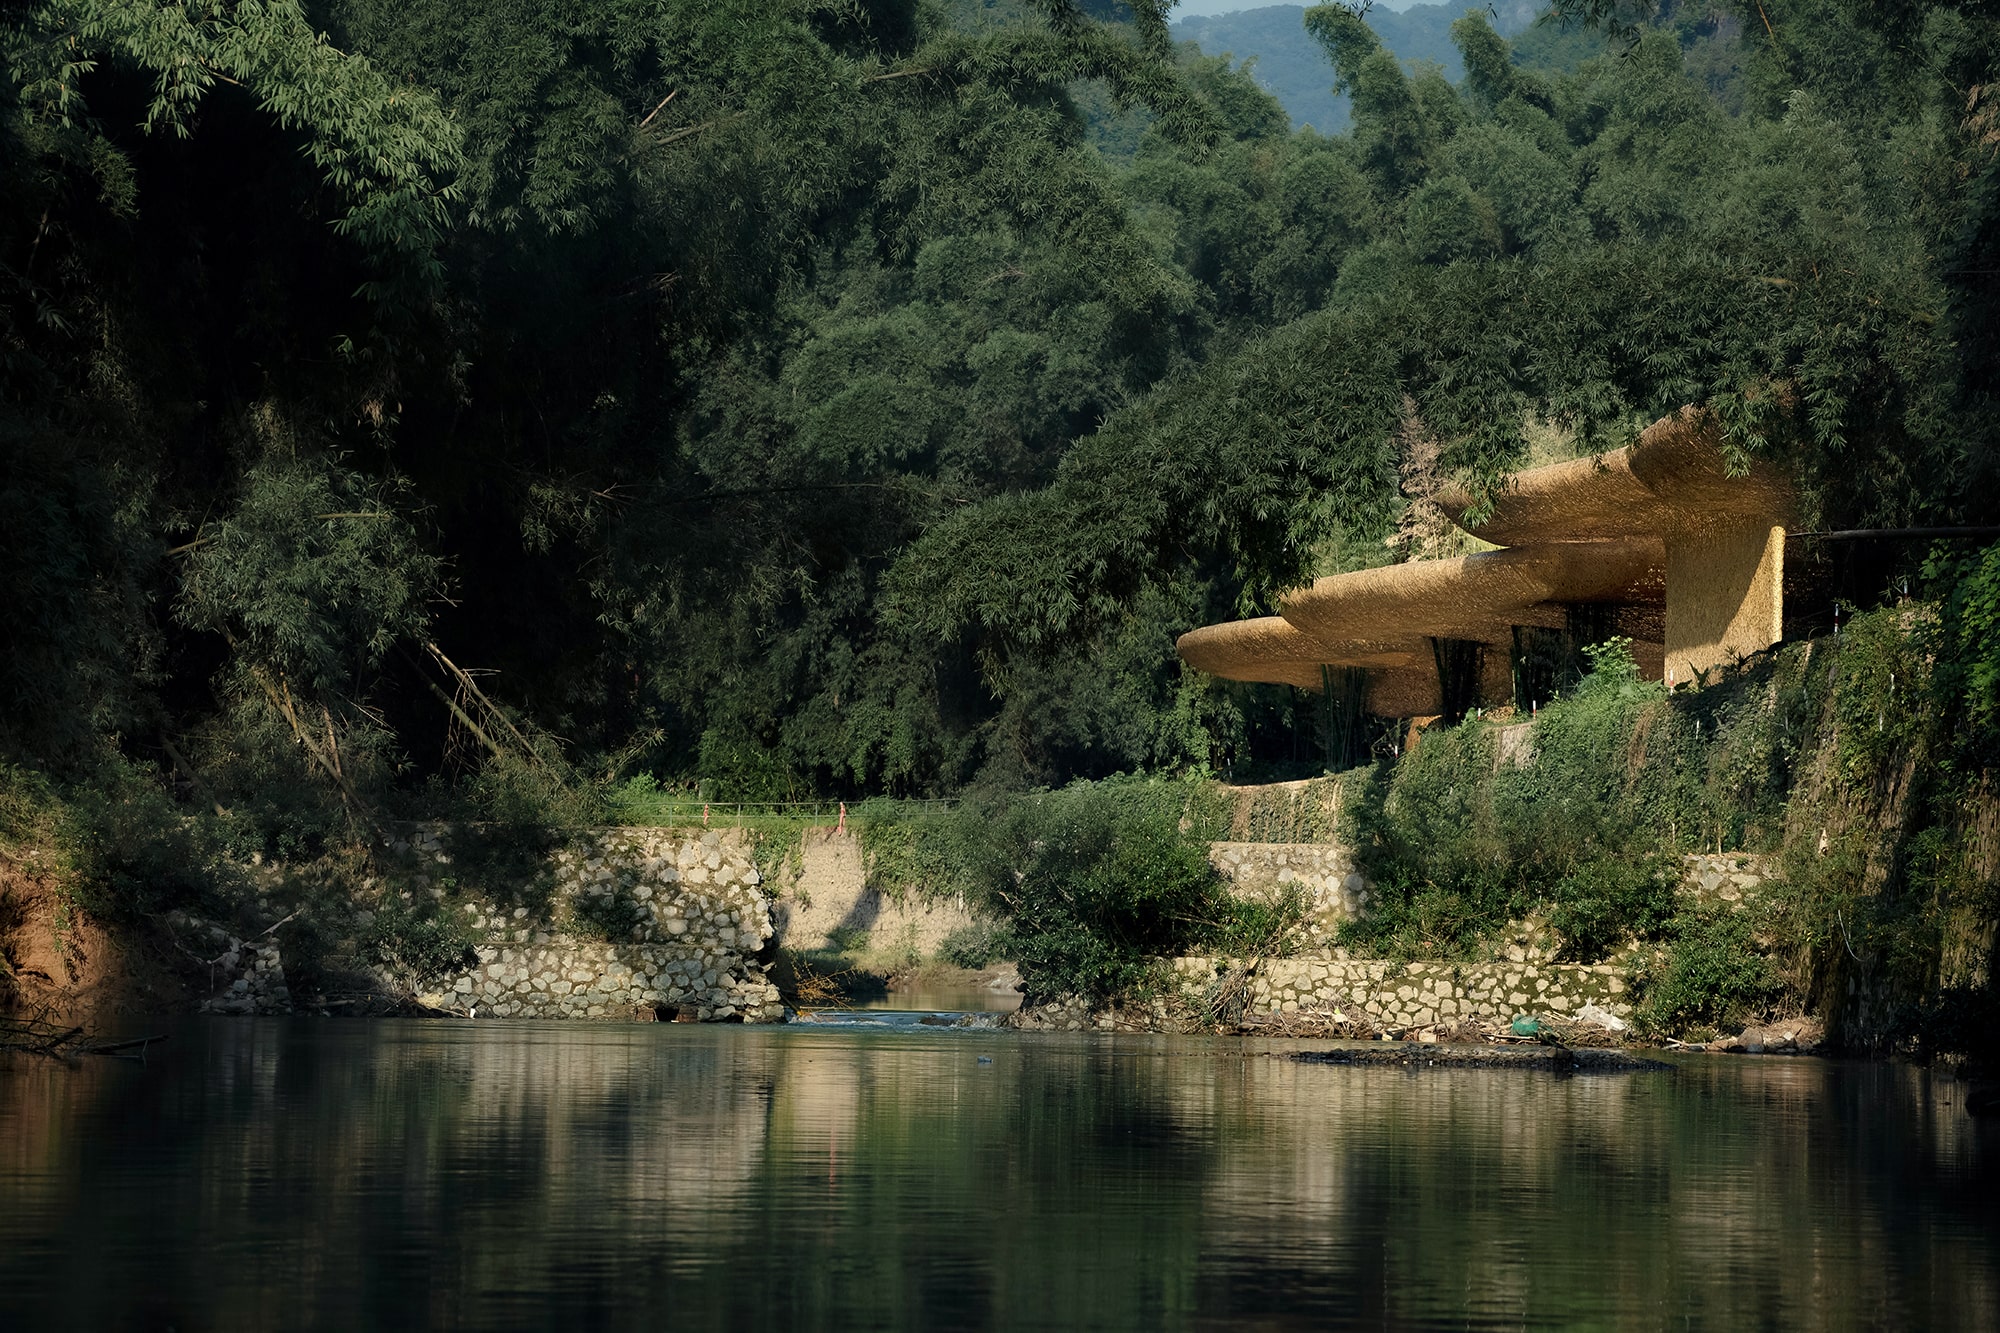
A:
[1176, 617, 1419, 691]
[1277, 541, 1662, 644]
[1436, 407, 1796, 545]
[1174, 406, 1795, 710]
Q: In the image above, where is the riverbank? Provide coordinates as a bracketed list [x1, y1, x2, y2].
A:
[1289, 1043, 1672, 1071]
[5, 614, 1997, 1062]
[0, 829, 1937, 1066]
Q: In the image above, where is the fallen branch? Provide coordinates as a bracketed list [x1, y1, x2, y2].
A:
[407, 658, 509, 763]
[425, 642, 544, 764]
[636, 87, 678, 130]
[159, 733, 230, 818]
[2, 1019, 171, 1063]
[159, 909, 302, 1006]
[79, 1034, 168, 1059]
[640, 108, 749, 149]
[653, 119, 716, 146]
[248, 667, 385, 840]
[1, 1018, 84, 1058]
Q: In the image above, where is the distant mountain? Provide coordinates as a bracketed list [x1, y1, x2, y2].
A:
[1170, 2, 1546, 133]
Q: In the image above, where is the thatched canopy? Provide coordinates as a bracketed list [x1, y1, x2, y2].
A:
[1436, 406, 1796, 544]
[1176, 617, 1417, 691]
[1278, 541, 1661, 647]
[1176, 407, 1794, 714]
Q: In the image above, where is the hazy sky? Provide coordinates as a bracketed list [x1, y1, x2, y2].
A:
[1171, 0, 1434, 15]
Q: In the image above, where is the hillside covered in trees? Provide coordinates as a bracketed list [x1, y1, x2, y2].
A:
[4, 1, 2000, 1030]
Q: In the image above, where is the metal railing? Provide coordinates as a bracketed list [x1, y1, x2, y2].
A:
[610, 797, 958, 829]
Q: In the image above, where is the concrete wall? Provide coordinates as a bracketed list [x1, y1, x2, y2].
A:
[1220, 777, 1346, 842]
[767, 829, 984, 965]
[1665, 522, 1785, 682]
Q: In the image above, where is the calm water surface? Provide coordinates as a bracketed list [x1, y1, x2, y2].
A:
[2, 1017, 1996, 1330]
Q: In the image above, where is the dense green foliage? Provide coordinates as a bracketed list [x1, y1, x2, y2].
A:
[1339, 588, 2000, 1045]
[860, 775, 1272, 999]
[2, 2, 1997, 1043]
[1345, 641, 1688, 963]
[1, 0, 1233, 815]
[1171, 2, 1553, 134]
[903, 5, 1987, 661]
[9, 0, 1997, 809]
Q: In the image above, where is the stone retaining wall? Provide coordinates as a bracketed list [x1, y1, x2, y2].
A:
[1011, 846, 1778, 1032]
[1171, 955, 1633, 1028]
[1012, 956, 1634, 1033]
[1681, 852, 1774, 905]
[164, 913, 293, 1016]
[225, 830, 1775, 1027]
[392, 826, 783, 1022]
[1209, 842, 1369, 948]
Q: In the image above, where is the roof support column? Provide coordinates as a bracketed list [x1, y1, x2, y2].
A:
[1664, 522, 1785, 683]
[1429, 638, 1485, 724]
[1317, 665, 1371, 770]
[1510, 625, 1569, 713]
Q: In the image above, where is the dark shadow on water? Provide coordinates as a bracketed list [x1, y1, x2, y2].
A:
[1, 1023, 1996, 1331]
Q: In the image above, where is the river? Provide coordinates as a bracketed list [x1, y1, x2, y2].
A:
[2, 1017, 1995, 1329]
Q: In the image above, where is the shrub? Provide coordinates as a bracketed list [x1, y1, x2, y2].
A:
[871, 777, 1237, 1002]
[857, 797, 991, 902]
[365, 899, 477, 988]
[1548, 854, 1676, 962]
[1338, 723, 1512, 958]
[565, 877, 650, 942]
[1211, 885, 1310, 957]
[1343, 639, 1715, 962]
[990, 783, 1227, 1001]
[1636, 907, 1775, 1036]
[1, 757, 246, 923]
[825, 924, 871, 955]
[939, 919, 1008, 968]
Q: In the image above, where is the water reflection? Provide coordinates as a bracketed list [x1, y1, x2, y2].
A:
[2, 1021, 1995, 1330]
[851, 982, 1024, 1013]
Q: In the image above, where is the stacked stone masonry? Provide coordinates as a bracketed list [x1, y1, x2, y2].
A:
[1169, 955, 1634, 1028]
[392, 826, 784, 1022]
[1209, 842, 1369, 950]
[1680, 852, 1773, 906]
[165, 912, 294, 1015]
[343, 834, 1768, 1028]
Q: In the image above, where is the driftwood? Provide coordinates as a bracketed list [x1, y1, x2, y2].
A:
[1, 1018, 168, 1062]
[82, 1034, 170, 1055]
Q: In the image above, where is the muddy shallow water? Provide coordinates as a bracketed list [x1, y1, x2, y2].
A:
[2, 1018, 1996, 1330]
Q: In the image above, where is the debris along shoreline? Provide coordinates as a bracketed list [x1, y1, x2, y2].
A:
[1232, 1007, 1637, 1046]
[1, 1018, 168, 1062]
[1291, 1043, 1672, 1072]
